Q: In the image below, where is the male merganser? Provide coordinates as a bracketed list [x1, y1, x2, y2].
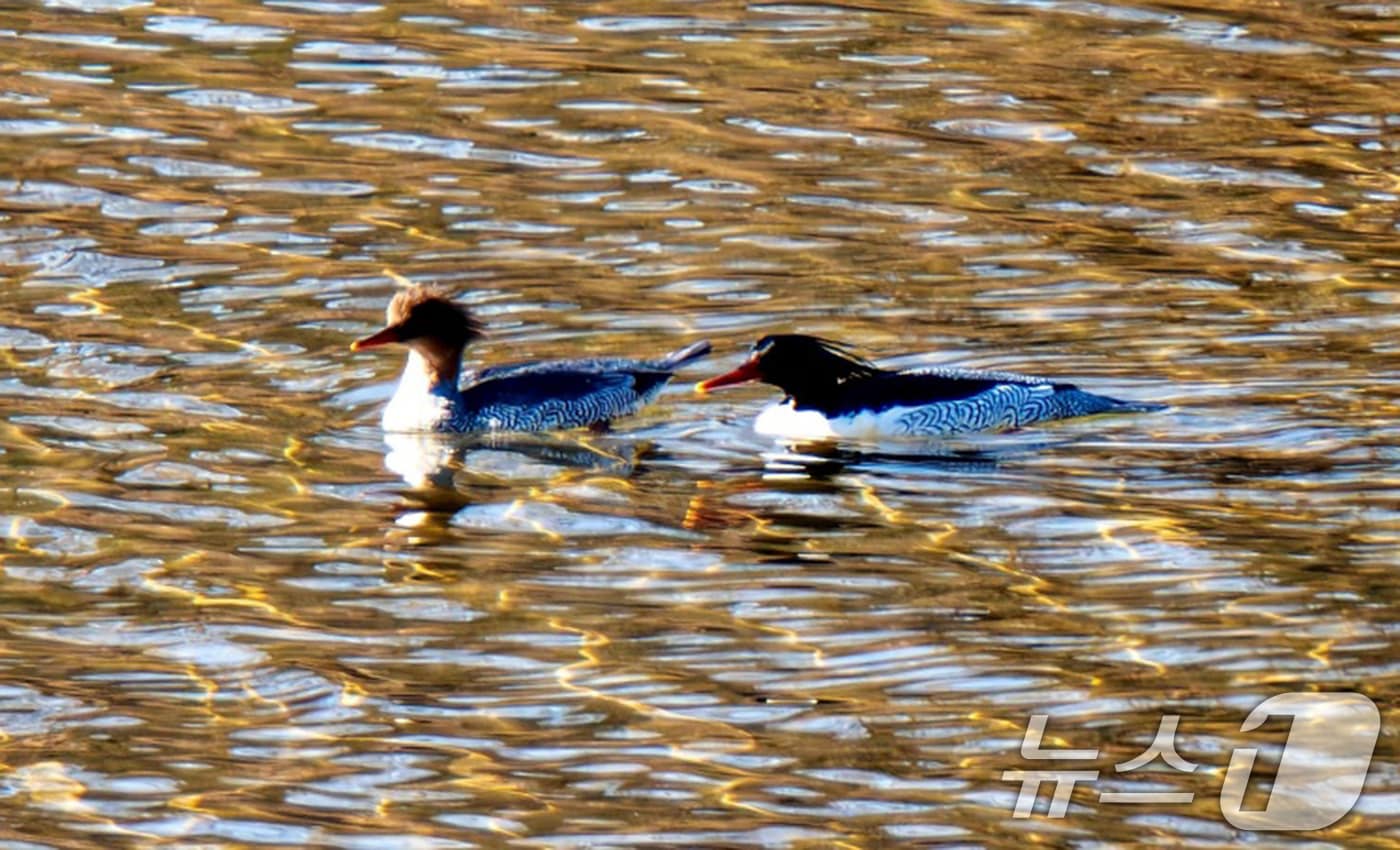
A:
[352, 286, 711, 432]
[696, 334, 1165, 440]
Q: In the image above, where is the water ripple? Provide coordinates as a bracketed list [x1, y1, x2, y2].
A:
[728, 115, 921, 148]
[128, 155, 259, 178]
[45, 0, 151, 9]
[145, 15, 290, 45]
[267, 0, 383, 11]
[788, 193, 965, 223]
[1, 3, 1398, 848]
[1100, 158, 1325, 189]
[215, 179, 376, 197]
[933, 118, 1077, 143]
[293, 40, 435, 61]
[332, 131, 602, 169]
[0, 119, 166, 140]
[169, 88, 316, 115]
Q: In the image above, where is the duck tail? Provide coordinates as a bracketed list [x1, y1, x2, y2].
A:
[659, 339, 712, 370]
[1110, 399, 1169, 413]
[1055, 386, 1167, 417]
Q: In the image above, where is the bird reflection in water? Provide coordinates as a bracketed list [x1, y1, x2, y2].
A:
[750, 433, 1068, 481]
[383, 430, 641, 491]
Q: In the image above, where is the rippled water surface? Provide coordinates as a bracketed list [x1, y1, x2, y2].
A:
[2, 0, 1398, 847]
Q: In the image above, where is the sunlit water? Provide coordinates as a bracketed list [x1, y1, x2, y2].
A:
[2, 1, 1398, 847]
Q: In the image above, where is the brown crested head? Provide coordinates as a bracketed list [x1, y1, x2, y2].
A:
[352, 286, 484, 353]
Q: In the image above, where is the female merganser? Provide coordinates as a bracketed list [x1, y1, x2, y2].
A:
[696, 334, 1165, 440]
[352, 286, 711, 433]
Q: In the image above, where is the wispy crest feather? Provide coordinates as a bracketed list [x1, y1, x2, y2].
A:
[390, 285, 485, 343]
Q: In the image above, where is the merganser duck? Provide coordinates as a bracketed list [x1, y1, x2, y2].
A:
[696, 334, 1165, 440]
[352, 286, 711, 433]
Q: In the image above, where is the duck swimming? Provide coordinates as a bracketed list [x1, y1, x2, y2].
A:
[353, 286, 711, 433]
[696, 334, 1165, 440]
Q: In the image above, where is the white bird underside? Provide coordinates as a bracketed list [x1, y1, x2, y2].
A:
[752, 382, 1080, 440]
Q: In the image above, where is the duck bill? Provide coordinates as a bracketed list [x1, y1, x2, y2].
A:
[350, 325, 403, 351]
[695, 358, 761, 394]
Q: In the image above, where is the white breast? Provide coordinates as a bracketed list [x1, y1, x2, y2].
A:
[753, 401, 912, 441]
[383, 391, 454, 432]
[382, 351, 458, 432]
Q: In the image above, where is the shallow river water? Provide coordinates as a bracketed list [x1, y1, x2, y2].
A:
[1, 0, 1398, 847]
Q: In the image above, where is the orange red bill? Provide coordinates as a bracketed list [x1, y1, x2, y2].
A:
[350, 326, 402, 351]
[695, 357, 761, 394]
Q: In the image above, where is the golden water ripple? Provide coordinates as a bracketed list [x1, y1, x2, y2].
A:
[0, 0, 1398, 847]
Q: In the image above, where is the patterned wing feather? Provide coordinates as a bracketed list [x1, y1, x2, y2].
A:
[457, 367, 665, 431]
[809, 369, 1057, 417]
[897, 364, 1057, 386]
[892, 384, 1151, 436]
